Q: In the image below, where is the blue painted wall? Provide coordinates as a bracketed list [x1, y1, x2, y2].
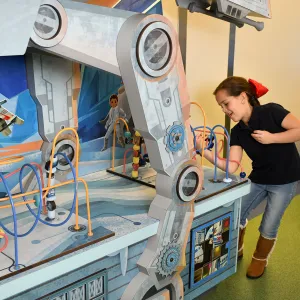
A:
[77, 0, 163, 143]
[0, 57, 40, 148]
[77, 66, 122, 143]
[0, 56, 27, 98]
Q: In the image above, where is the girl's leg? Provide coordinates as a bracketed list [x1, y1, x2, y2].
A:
[240, 183, 268, 227]
[259, 181, 298, 238]
[238, 183, 267, 259]
[247, 181, 297, 279]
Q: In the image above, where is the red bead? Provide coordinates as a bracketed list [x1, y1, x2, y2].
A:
[133, 150, 139, 157]
[132, 164, 139, 171]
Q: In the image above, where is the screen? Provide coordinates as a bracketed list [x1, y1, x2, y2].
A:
[189, 212, 232, 288]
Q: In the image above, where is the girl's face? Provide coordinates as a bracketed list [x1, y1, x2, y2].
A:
[215, 89, 248, 122]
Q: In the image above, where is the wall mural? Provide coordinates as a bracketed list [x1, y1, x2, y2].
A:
[0, 0, 162, 192]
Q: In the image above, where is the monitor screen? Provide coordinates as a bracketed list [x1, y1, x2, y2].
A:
[189, 212, 232, 289]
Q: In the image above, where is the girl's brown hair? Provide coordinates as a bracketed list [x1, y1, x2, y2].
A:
[213, 76, 260, 107]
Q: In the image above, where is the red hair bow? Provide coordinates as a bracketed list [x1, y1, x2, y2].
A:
[248, 79, 269, 98]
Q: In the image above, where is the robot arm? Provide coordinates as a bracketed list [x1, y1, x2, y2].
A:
[27, 0, 195, 177]
[28, 0, 136, 76]
[1, 1, 203, 298]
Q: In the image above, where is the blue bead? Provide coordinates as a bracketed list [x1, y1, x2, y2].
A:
[207, 142, 214, 150]
[139, 158, 146, 166]
[240, 172, 246, 178]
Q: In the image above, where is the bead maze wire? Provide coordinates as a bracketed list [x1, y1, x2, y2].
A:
[191, 124, 245, 181]
[0, 127, 94, 271]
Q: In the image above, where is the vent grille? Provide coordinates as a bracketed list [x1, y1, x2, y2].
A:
[226, 5, 232, 14]
[226, 5, 242, 18]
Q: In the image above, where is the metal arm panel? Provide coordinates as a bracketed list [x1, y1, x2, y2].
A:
[29, 0, 136, 76]
[116, 14, 194, 176]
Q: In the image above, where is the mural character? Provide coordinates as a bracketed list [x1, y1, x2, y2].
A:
[0, 99, 24, 136]
[99, 94, 127, 151]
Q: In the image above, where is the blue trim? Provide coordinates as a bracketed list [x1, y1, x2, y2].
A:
[189, 212, 233, 290]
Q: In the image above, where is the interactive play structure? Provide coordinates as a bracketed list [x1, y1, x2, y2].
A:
[0, 127, 95, 271]
[0, 0, 271, 299]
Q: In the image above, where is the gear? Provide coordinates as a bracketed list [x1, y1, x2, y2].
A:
[157, 242, 181, 277]
[164, 121, 185, 153]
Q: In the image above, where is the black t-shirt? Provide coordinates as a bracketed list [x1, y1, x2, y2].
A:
[230, 103, 300, 185]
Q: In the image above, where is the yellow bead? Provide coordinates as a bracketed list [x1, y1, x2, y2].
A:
[135, 131, 141, 137]
[132, 170, 138, 178]
[133, 145, 140, 151]
[0, 228, 4, 239]
[133, 157, 139, 164]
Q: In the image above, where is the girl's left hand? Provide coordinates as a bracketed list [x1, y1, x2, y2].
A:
[251, 130, 274, 144]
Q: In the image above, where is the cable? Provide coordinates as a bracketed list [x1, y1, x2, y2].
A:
[212, 124, 230, 180]
[190, 125, 214, 152]
[0, 173, 19, 268]
[0, 162, 46, 214]
[218, 139, 244, 174]
[0, 164, 43, 237]
[0, 164, 43, 270]
[0, 143, 91, 271]
[20, 153, 77, 227]
[191, 125, 218, 181]
[45, 127, 81, 230]
[193, 126, 245, 178]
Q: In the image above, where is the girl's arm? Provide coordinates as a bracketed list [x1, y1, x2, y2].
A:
[273, 113, 300, 143]
[196, 141, 243, 174]
[252, 113, 300, 144]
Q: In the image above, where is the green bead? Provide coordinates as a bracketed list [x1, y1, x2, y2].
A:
[125, 131, 131, 138]
[34, 194, 40, 207]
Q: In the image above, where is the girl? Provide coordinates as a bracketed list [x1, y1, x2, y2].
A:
[196, 76, 300, 279]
